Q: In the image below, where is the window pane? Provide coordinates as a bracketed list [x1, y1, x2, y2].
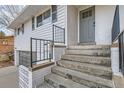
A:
[32, 17, 35, 30]
[22, 24, 24, 34]
[37, 14, 42, 27]
[52, 5, 57, 12]
[52, 5, 57, 23]
[43, 9, 50, 20]
[18, 28, 20, 35]
[52, 13, 57, 22]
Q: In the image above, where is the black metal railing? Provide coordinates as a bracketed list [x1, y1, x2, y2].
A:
[19, 51, 32, 67]
[112, 5, 120, 42]
[30, 38, 53, 67]
[19, 25, 65, 68]
[111, 5, 124, 75]
[118, 31, 124, 75]
[53, 24, 65, 44]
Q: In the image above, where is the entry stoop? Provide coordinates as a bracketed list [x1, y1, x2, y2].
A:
[40, 45, 114, 88]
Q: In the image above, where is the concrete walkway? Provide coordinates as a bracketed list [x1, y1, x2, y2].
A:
[0, 66, 19, 88]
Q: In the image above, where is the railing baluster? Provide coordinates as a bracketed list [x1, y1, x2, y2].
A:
[36, 39, 37, 62]
[43, 40, 45, 60]
[53, 24, 54, 43]
[47, 41, 48, 59]
[40, 40, 41, 61]
[122, 34, 124, 75]
[30, 38, 32, 68]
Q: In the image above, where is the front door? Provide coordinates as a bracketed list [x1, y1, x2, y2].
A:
[80, 6, 95, 43]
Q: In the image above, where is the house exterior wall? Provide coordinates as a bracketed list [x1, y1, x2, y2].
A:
[15, 20, 31, 51]
[14, 5, 67, 66]
[95, 5, 116, 45]
[31, 5, 66, 40]
[65, 5, 116, 45]
[15, 5, 66, 51]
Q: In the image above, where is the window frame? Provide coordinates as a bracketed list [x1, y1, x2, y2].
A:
[52, 5, 57, 23]
[36, 14, 43, 27]
[17, 28, 20, 35]
[22, 24, 24, 34]
[32, 17, 35, 30]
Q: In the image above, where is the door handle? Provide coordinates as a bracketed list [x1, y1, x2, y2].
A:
[93, 22, 95, 27]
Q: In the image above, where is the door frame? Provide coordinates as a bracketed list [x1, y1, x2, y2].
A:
[78, 6, 96, 44]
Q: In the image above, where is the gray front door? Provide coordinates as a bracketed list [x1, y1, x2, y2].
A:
[80, 6, 95, 43]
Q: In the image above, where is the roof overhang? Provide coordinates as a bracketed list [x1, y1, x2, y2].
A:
[8, 5, 50, 29]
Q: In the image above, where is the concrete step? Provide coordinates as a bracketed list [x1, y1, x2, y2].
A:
[68, 45, 110, 50]
[61, 55, 111, 67]
[57, 60, 112, 80]
[39, 82, 54, 88]
[65, 49, 110, 57]
[51, 66, 114, 88]
[44, 73, 88, 88]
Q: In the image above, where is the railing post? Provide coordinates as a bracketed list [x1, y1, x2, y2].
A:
[30, 38, 32, 68]
[53, 24, 54, 43]
[64, 28, 65, 44]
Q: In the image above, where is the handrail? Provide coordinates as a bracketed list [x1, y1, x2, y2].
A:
[112, 5, 120, 42]
[30, 37, 53, 68]
[53, 24, 65, 44]
[31, 38, 53, 42]
[53, 24, 65, 30]
[113, 30, 124, 42]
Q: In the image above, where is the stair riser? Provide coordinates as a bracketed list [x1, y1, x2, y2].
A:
[57, 61, 112, 80]
[40, 82, 54, 88]
[65, 50, 110, 57]
[68, 46, 110, 50]
[44, 75, 85, 88]
[44, 77, 66, 88]
[61, 55, 111, 67]
[51, 68, 112, 88]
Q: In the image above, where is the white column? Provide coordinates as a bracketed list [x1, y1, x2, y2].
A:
[14, 50, 19, 66]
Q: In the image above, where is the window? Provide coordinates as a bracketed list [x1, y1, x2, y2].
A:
[22, 24, 24, 34]
[2, 40, 8, 45]
[18, 28, 20, 35]
[52, 5, 57, 22]
[43, 9, 50, 20]
[82, 10, 92, 19]
[37, 14, 42, 27]
[32, 17, 35, 30]
[14, 29, 17, 36]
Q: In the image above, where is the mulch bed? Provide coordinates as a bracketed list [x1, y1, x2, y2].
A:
[0, 61, 14, 69]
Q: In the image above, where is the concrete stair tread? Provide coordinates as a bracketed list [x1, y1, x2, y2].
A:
[65, 49, 110, 57]
[58, 60, 112, 72]
[62, 54, 110, 59]
[68, 45, 110, 50]
[61, 54, 111, 67]
[39, 82, 54, 88]
[45, 73, 88, 88]
[58, 60, 112, 79]
[52, 66, 114, 88]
